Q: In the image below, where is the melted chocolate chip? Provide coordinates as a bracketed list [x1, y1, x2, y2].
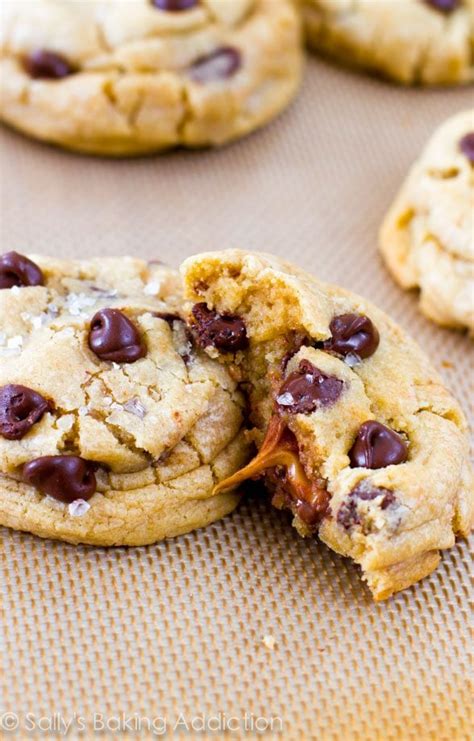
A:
[280, 332, 310, 374]
[23, 456, 97, 503]
[277, 360, 343, 415]
[323, 313, 379, 360]
[189, 47, 241, 83]
[349, 421, 408, 469]
[337, 484, 396, 530]
[459, 132, 474, 164]
[151, 0, 198, 8]
[191, 303, 248, 352]
[0, 385, 52, 440]
[88, 309, 146, 363]
[24, 50, 75, 79]
[423, 0, 460, 12]
[0, 251, 44, 289]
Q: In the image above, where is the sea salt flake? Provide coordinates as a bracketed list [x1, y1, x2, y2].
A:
[123, 398, 147, 418]
[68, 499, 91, 517]
[66, 292, 97, 317]
[56, 415, 74, 432]
[8, 335, 23, 349]
[344, 352, 361, 368]
[78, 406, 90, 417]
[11, 285, 20, 295]
[144, 280, 161, 296]
[276, 392, 295, 406]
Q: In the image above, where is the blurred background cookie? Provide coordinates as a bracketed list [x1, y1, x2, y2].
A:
[380, 110, 474, 334]
[302, 0, 474, 85]
[0, 0, 303, 155]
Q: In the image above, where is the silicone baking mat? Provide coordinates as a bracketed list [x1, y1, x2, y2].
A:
[0, 56, 473, 741]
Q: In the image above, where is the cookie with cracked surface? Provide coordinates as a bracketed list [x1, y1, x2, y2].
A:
[0, 253, 250, 545]
[0, 0, 302, 155]
[380, 110, 474, 334]
[181, 249, 474, 600]
[303, 0, 474, 85]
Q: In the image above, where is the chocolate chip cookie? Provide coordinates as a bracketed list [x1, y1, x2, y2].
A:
[303, 0, 474, 85]
[380, 110, 474, 334]
[0, 253, 250, 545]
[0, 0, 302, 155]
[181, 250, 474, 600]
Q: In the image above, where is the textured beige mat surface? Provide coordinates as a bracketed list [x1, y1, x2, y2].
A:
[0, 56, 473, 741]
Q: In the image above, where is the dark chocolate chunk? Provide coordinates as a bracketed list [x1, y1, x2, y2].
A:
[191, 303, 248, 351]
[349, 421, 408, 469]
[323, 313, 379, 360]
[189, 47, 241, 83]
[459, 132, 474, 164]
[280, 332, 310, 373]
[0, 251, 44, 289]
[423, 0, 460, 13]
[152, 0, 198, 8]
[277, 360, 343, 414]
[23, 456, 97, 503]
[0, 384, 52, 440]
[88, 308, 146, 363]
[337, 484, 396, 530]
[24, 50, 75, 79]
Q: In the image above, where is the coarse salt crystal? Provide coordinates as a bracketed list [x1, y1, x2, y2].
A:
[344, 352, 361, 368]
[276, 392, 294, 406]
[68, 499, 91, 517]
[123, 398, 147, 418]
[144, 280, 161, 296]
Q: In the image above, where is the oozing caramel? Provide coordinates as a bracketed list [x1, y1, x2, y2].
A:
[214, 415, 329, 527]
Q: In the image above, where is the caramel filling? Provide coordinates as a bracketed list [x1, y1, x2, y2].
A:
[214, 416, 329, 527]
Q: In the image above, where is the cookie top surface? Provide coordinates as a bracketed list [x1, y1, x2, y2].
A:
[380, 109, 474, 333]
[182, 249, 474, 599]
[303, 0, 474, 85]
[0, 0, 302, 154]
[0, 253, 248, 545]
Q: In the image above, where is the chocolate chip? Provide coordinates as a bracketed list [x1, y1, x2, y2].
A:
[349, 421, 408, 469]
[151, 0, 198, 8]
[276, 360, 343, 415]
[23, 456, 97, 503]
[323, 313, 379, 360]
[189, 47, 241, 83]
[191, 303, 248, 352]
[337, 484, 396, 530]
[0, 384, 52, 440]
[292, 496, 330, 527]
[0, 251, 44, 289]
[459, 132, 474, 164]
[423, 0, 460, 12]
[88, 309, 146, 363]
[24, 50, 75, 79]
[280, 332, 310, 374]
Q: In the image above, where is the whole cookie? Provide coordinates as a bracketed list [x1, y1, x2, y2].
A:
[0, 253, 250, 545]
[182, 250, 474, 600]
[303, 0, 474, 85]
[0, 0, 302, 155]
[380, 110, 474, 333]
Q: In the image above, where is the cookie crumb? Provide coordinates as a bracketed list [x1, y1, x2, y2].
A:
[262, 635, 276, 650]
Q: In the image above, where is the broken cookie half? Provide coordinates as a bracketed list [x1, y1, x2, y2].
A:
[181, 250, 474, 600]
